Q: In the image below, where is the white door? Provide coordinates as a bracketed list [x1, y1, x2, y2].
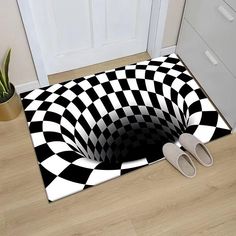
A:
[28, 0, 152, 75]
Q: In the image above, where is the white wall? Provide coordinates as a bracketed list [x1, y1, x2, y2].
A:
[0, 0, 38, 86]
[162, 0, 185, 48]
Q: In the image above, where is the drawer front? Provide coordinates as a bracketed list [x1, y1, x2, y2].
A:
[177, 20, 236, 128]
[224, 0, 236, 12]
[184, 0, 236, 77]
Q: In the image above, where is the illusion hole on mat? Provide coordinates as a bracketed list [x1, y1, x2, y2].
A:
[75, 105, 187, 164]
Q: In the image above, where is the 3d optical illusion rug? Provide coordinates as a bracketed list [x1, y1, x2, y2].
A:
[21, 54, 231, 202]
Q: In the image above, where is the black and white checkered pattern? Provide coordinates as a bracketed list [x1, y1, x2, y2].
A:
[21, 54, 231, 201]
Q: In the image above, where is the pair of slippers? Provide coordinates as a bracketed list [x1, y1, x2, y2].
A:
[162, 133, 213, 178]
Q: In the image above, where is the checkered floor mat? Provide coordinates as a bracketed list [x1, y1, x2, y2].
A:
[21, 54, 231, 201]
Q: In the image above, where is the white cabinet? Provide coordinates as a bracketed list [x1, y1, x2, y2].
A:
[184, 0, 236, 77]
[177, 0, 236, 130]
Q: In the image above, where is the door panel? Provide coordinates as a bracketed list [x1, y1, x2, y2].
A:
[29, 0, 152, 74]
[52, 0, 92, 53]
[106, 0, 138, 42]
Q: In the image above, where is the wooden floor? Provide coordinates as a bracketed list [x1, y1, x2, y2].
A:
[1, 53, 236, 236]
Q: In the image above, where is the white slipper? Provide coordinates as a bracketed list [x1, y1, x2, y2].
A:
[162, 143, 196, 178]
[179, 133, 213, 167]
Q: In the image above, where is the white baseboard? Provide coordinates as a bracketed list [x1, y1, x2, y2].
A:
[160, 46, 176, 56]
[15, 80, 40, 94]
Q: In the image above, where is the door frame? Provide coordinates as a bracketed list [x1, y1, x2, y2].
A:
[17, 0, 169, 88]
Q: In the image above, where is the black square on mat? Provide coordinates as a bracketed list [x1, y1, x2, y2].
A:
[145, 70, 156, 80]
[106, 71, 117, 80]
[35, 144, 55, 163]
[172, 64, 186, 72]
[39, 164, 57, 187]
[29, 121, 43, 133]
[179, 84, 193, 98]
[125, 69, 135, 78]
[102, 81, 114, 94]
[86, 87, 99, 101]
[200, 111, 219, 126]
[58, 151, 82, 163]
[63, 109, 77, 126]
[59, 164, 93, 184]
[163, 74, 175, 86]
[165, 57, 180, 64]
[137, 79, 147, 91]
[38, 101, 52, 111]
[87, 76, 100, 86]
[154, 81, 163, 95]
[54, 96, 71, 107]
[157, 66, 170, 74]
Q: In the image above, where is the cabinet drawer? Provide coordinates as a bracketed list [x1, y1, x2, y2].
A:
[177, 20, 236, 127]
[184, 0, 236, 77]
